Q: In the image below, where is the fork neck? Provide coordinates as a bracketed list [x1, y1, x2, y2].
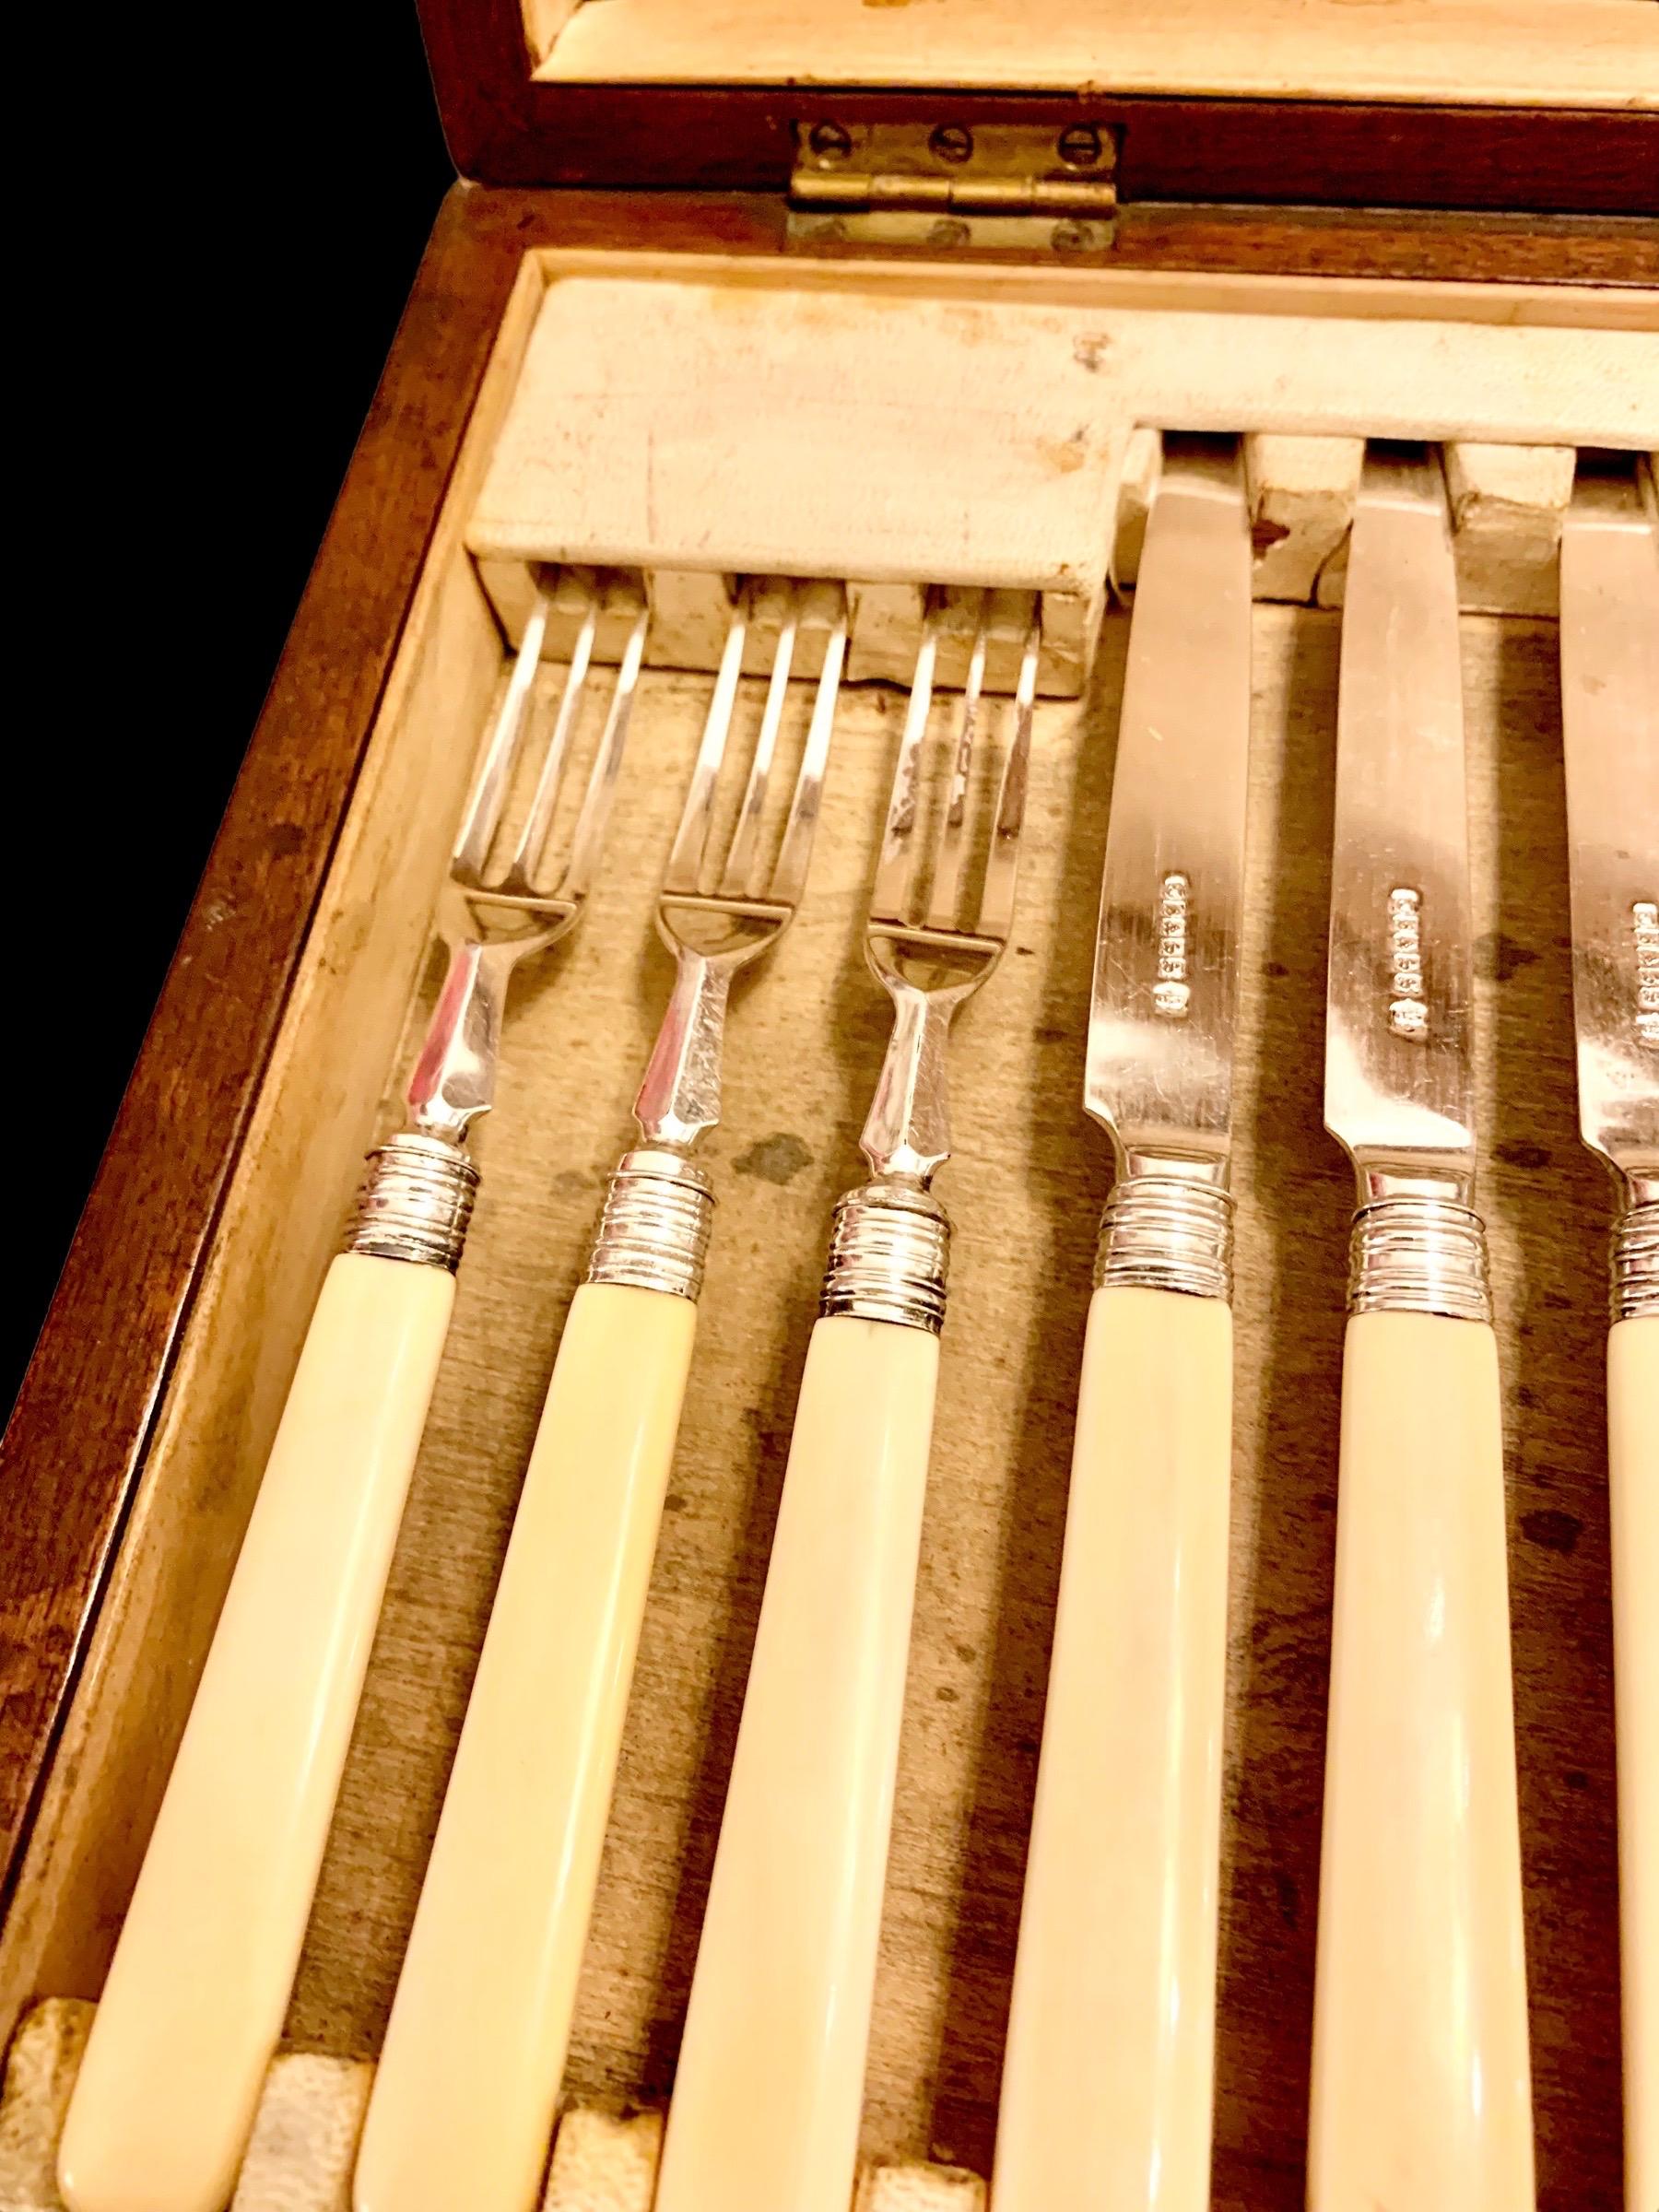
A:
[859, 980, 965, 1185]
[633, 947, 735, 1153]
[406, 936, 521, 1145]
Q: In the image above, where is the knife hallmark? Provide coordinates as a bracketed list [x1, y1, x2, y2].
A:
[1324, 443, 1490, 1321]
[1086, 433, 1253, 1300]
[1153, 867, 1194, 1018]
[1384, 885, 1428, 1040]
[1559, 453, 1659, 1322]
[1637, 900, 1659, 1052]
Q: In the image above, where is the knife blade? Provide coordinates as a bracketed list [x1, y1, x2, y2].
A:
[1559, 454, 1659, 1275]
[1323, 442, 1477, 1214]
[1085, 432, 1253, 1195]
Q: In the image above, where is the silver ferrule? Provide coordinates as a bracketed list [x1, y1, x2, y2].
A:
[1611, 1198, 1659, 1323]
[585, 1146, 715, 1301]
[346, 1132, 479, 1272]
[1094, 1175, 1234, 1301]
[1347, 1193, 1492, 1323]
[819, 1178, 950, 1335]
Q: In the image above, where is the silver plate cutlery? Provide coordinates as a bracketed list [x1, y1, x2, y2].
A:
[62, 446, 1659, 2212]
[654, 585, 1038, 2212]
[1309, 445, 1533, 2212]
[355, 576, 850, 2212]
[994, 433, 1253, 2212]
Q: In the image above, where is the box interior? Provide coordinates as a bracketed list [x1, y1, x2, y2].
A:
[0, 246, 1648, 2204]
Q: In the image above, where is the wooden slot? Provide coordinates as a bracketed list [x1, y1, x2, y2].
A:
[468, 267, 1656, 586]
[1447, 442, 1577, 618]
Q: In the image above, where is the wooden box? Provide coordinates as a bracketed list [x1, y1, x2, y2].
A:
[3, 6, 1656, 2206]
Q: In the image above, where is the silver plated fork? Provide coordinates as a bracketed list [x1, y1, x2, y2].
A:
[353, 577, 851, 2212]
[614, 573, 849, 1226]
[397, 569, 645, 1166]
[655, 587, 1040, 2212]
[58, 567, 648, 2212]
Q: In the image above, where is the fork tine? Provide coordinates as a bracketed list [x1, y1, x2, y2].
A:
[768, 585, 849, 912]
[716, 583, 801, 900]
[870, 586, 944, 924]
[973, 611, 1040, 947]
[557, 595, 650, 904]
[502, 580, 600, 889]
[453, 578, 555, 882]
[923, 591, 990, 930]
[664, 583, 750, 897]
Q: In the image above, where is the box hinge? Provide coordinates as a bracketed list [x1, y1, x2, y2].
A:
[788, 121, 1119, 257]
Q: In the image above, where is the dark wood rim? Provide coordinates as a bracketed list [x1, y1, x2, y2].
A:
[438, 185, 1655, 288]
[520, 187, 1659, 284]
[413, 0, 1659, 216]
[488, 89, 1659, 219]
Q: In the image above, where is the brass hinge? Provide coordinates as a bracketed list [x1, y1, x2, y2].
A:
[787, 121, 1119, 257]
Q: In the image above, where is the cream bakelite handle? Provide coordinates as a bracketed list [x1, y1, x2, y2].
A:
[994, 1284, 1231, 2212]
[353, 1281, 699, 2212]
[58, 1253, 456, 2212]
[1611, 1313, 1657, 2212]
[1309, 1309, 1534, 2212]
[653, 1313, 940, 2212]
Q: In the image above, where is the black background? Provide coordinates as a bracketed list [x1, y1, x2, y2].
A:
[14, 6, 455, 1414]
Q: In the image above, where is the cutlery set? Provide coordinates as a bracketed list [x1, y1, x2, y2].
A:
[59, 439, 1654, 2212]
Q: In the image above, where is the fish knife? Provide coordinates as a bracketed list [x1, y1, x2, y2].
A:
[1308, 442, 1533, 2212]
[994, 433, 1251, 2212]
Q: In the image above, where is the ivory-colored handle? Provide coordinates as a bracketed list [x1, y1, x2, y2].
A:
[1309, 1309, 1534, 2212]
[57, 1253, 455, 2212]
[1611, 1312, 1657, 2212]
[994, 1285, 1232, 2212]
[653, 1312, 940, 2212]
[354, 1282, 699, 2212]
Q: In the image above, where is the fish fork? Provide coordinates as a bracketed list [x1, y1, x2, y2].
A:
[58, 570, 648, 2212]
[354, 578, 850, 2212]
[654, 589, 1039, 2212]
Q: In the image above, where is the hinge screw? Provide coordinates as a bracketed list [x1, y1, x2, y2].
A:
[807, 121, 852, 163]
[929, 124, 974, 165]
[1056, 124, 1104, 168]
